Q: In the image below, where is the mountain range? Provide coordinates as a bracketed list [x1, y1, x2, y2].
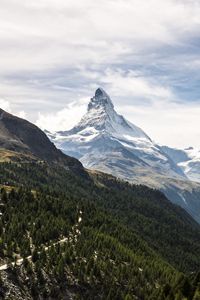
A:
[161, 145, 200, 183]
[48, 88, 200, 223]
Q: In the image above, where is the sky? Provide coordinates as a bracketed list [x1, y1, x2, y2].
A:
[0, 0, 200, 149]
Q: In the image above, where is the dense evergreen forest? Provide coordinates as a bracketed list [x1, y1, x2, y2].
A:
[0, 161, 200, 299]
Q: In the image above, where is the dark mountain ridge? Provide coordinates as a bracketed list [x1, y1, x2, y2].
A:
[0, 108, 84, 174]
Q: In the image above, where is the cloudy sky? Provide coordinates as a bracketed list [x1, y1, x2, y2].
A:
[1, 0, 200, 148]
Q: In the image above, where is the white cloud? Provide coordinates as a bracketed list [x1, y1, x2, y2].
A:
[98, 69, 174, 102]
[0, 99, 11, 112]
[117, 102, 200, 149]
[0, 0, 200, 148]
[0, 97, 26, 119]
[0, 0, 200, 74]
[36, 98, 88, 132]
[16, 110, 26, 119]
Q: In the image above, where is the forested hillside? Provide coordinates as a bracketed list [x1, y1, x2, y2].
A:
[0, 161, 200, 299]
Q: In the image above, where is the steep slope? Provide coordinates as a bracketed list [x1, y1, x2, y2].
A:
[162, 146, 200, 183]
[1, 162, 200, 299]
[48, 88, 200, 223]
[0, 108, 84, 173]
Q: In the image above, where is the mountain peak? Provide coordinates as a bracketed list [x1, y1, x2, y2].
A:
[95, 87, 109, 99]
[56, 88, 151, 141]
[88, 88, 114, 111]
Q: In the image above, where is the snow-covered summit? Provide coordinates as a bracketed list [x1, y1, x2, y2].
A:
[88, 88, 114, 111]
[49, 88, 185, 179]
[62, 88, 150, 141]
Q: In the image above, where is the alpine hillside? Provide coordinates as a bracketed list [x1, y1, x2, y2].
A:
[0, 108, 84, 174]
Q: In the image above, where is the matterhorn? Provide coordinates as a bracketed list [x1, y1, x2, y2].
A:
[48, 88, 200, 223]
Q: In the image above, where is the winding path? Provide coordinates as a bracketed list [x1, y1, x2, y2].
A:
[0, 210, 83, 271]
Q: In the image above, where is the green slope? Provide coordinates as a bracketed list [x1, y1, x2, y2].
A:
[0, 161, 200, 299]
